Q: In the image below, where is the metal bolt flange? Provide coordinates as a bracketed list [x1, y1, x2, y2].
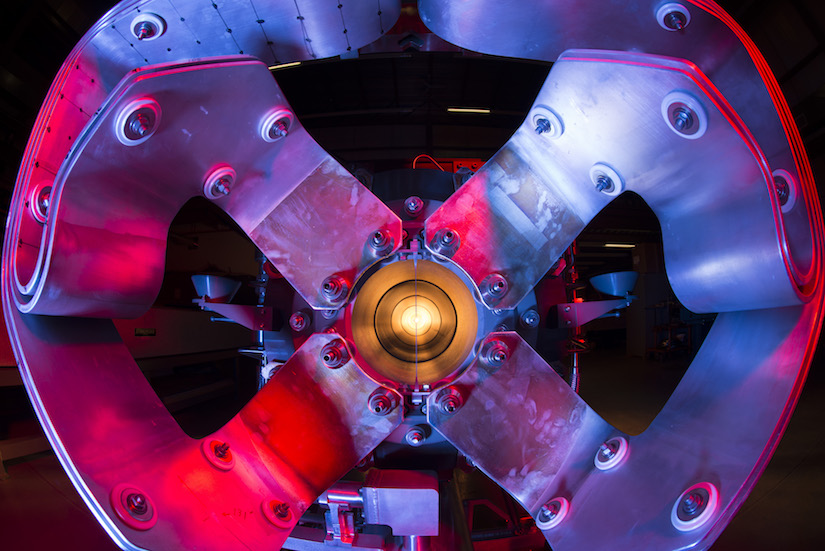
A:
[536, 497, 570, 530]
[594, 436, 629, 470]
[429, 228, 460, 257]
[671, 482, 719, 531]
[405, 426, 427, 447]
[481, 273, 508, 305]
[657, 3, 691, 31]
[520, 309, 540, 328]
[482, 339, 509, 367]
[261, 109, 294, 142]
[321, 339, 349, 368]
[321, 275, 348, 304]
[662, 91, 707, 140]
[289, 311, 309, 332]
[262, 499, 294, 529]
[369, 229, 394, 255]
[436, 387, 463, 415]
[30, 184, 51, 223]
[203, 166, 236, 200]
[202, 439, 235, 471]
[115, 98, 161, 146]
[130, 14, 166, 41]
[110, 483, 158, 530]
[404, 195, 424, 217]
[368, 389, 398, 416]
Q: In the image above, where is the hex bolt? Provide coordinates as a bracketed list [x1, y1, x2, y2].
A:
[404, 195, 424, 217]
[539, 501, 560, 523]
[135, 21, 158, 40]
[289, 311, 309, 332]
[274, 502, 291, 519]
[536, 496, 569, 530]
[599, 442, 616, 460]
[405, 426, 426, 447]
[369, 229, 393, 255]
[124, 108, 157, 141]
[214, 442, 230, 459]
[672, 106, 694, 131]
[268, 118, 290, 140]
[594, 175, 614, 193]
[211, 176, 231, 197]
[481, 273, 508, 304]
[483, 339, 509, 367]
[534, 117, 553, 135]
[520, 309, 540, 328]
[664, 10, 688, 31]
[681, 492, 703, 516]
[368, 389, 397, 416]
[774, 175, 790, 206]
[321, 275, 348, 304]
[321, 339, 349, 368]
[126, 493, 149, 516]
[436, 387, 463, 415]
[429, 228, 460, 257]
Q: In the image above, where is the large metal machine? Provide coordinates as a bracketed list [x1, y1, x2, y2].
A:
[2, 1, 823, 550]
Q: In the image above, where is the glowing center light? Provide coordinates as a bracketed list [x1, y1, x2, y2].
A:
[401, 304, 433, 336]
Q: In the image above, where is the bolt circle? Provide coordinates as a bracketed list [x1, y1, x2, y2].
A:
[110, 483, 158, 530]
[671, 482, 719, 531]
[536, 497, 570, 530]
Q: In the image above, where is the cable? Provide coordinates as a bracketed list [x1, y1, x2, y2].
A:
[412, 154, 446, 171]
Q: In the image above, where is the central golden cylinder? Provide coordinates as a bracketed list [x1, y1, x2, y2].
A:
[351, 260, 478, 386]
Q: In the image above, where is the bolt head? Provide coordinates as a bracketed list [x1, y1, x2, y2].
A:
[520, 309, 540, 328]
[404, 195, 424, 217]
[535, 117, 553, 135]
[289, 311, 308, 332]
[321, 340, 348, 368]
[405, 427, 426, 446]
[368, 390, 396, 416]
[126, 493, 148, 516]
[321, 275, 348, 303]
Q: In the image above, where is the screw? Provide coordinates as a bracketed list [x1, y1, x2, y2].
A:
[664, 10, 687, 31]
[483, 340, 509, 366]
[594, 175, 614, 193]
[289, 311, 308, 332]
[405, 427, 426, 447]
[126, 493, 148, 516]
[274, 502, 291, 519]
[268, 118, 290, 140]
[321, 340, 349, 368]
[672, 106, 694, 131]
[437, 387, 463, 415]
[535, 117, 553, 135]
[135, 21, 158, 40]
[404, 195, 424, 217]
[368, 390, 396, 416]
[321, 275, 348, 304]
[214, 442, 230, 459]
[211, 176, 231, 196]
[520, 309, 540, 328]
[774, 175, 790, 206]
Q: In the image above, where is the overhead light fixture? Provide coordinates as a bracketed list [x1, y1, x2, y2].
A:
[604, 243, 636, 249]
[268, 61, 302, 71]
[447, 107, 491, 114]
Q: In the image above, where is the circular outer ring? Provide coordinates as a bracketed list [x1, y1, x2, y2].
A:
[530, 104, 564, 139]
[661, 90, 708, 140]
[671, 482, 719, 532]
[114, 97, 161, 146]
[536, 497, 570, 531]
[594, 436, 629, 470]
[261, 499, 294, 530]
[110, 483, 158, 531]
[589, 163, 625, 197]
[130, 14, 166, 41]
[773, 168, 797, 213]
[201, 439, 235, 471]
[203, 165, 236, 200]
[350, 259, 478, 386]
[260, 108, 294, 142]
[656, 3, 691, 31]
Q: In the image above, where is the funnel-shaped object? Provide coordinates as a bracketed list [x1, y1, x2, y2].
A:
[590, 271, 638, 297]
[191, 274, 241, 303]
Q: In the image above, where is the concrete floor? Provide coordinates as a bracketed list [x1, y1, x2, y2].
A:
[1, 344, 823, 550]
